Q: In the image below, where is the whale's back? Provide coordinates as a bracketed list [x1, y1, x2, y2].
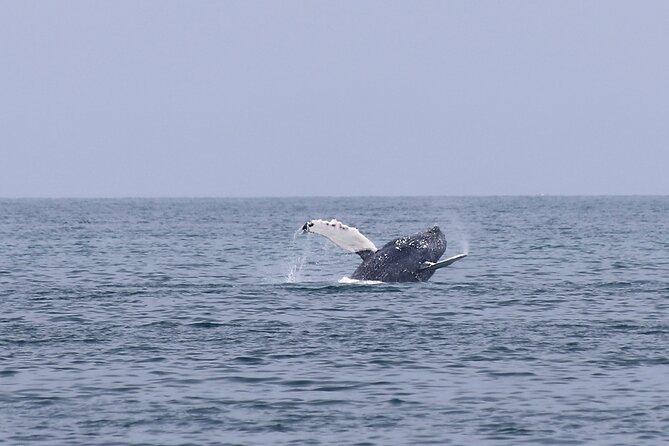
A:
[351, 226, 446, 282]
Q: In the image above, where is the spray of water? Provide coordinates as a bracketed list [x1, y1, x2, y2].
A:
[444, 211, 470, 256]
[461, 238, 470, 256]
[285, 227, 311, 283]
[286, 255, 306, 283]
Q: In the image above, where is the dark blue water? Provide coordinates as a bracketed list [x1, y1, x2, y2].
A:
[1, 197, 668, 445]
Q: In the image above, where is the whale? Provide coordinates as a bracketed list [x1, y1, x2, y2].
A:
[301, 219, 467, 282]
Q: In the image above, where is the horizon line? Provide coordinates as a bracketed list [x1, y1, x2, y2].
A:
[1, 193, 668, 200]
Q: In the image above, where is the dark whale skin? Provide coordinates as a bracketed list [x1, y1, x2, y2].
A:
[350, 226, 446, 282]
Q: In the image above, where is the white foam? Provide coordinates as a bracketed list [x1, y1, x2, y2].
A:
[338, 276, 384, 285]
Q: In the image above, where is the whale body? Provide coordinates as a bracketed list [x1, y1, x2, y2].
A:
[301, 219, 466, 283]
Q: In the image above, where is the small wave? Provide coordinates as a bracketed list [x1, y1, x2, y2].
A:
[338, 276, 384, 285]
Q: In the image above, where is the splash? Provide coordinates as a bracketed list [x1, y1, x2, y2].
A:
[285, 227, 312, 283]
[338, 276, 383, 285]
[286, 254, 307, 283]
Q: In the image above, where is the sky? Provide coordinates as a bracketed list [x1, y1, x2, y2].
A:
[1, 1, 668, 197]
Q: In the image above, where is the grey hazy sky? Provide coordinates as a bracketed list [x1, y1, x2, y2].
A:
[1, 1, 668, 197]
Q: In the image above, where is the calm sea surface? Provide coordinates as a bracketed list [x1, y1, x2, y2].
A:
[1, 197, 668, 445]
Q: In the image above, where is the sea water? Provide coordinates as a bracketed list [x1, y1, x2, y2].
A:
[1, 197, 667, 445]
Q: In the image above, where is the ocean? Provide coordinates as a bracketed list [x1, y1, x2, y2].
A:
[1, 197, 667, 445]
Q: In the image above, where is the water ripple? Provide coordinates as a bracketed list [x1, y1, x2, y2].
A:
[1, 197, 668, 445]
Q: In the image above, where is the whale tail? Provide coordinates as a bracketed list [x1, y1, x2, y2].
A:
[302, 219, 377, 259]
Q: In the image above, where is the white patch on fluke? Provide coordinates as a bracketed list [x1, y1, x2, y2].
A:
[304, 219, 377, 254]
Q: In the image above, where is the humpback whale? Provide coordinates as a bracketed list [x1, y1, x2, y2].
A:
[301, 219, 467, 282]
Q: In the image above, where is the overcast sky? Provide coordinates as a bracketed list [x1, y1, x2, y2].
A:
[1, 1, 668, 197]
